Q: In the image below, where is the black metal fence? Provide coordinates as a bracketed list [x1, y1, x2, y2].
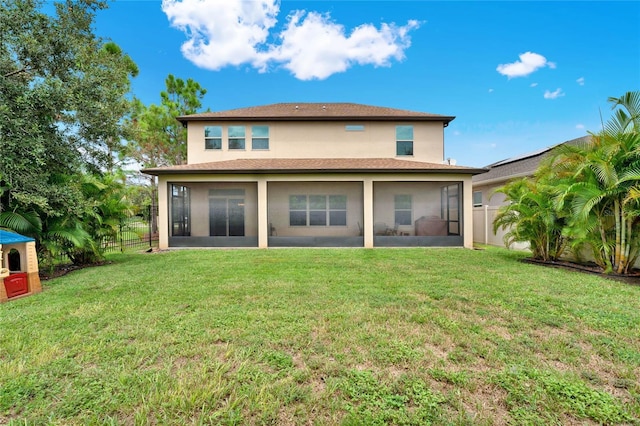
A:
[102, 219, 156, 253]
[103, 206, 159, 253]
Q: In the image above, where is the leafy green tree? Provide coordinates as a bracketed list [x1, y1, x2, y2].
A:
[0, 0, 138, 264]
[124, 75, 207, 235]
[126, 74, 207, 167]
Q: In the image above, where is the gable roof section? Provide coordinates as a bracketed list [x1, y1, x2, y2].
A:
[178, 103, 455, 125]
[143, 158, 486, 175]
[473, 135, 591, 185]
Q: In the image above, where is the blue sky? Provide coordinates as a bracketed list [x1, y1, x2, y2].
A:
[94, 0, 640, 168]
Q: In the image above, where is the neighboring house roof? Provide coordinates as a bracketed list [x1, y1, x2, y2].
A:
[178, 103, 456, 125]
[0, 230, 35, 244]
[473, 135, 591, 186]
[143, 158, 486, 176]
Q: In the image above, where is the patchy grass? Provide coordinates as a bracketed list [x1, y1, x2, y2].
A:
[1, 247, 639, 425]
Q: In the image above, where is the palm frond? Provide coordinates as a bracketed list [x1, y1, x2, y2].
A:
[0, 210, 42, 235]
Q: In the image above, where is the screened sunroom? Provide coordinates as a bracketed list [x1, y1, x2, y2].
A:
[164, 176, 467, 248]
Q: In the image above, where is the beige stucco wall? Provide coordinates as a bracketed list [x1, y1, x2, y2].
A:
[158, 173, 475, 249]
[186, 121, 445, 164]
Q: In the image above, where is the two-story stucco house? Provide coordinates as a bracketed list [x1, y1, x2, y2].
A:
[143, 103, 486, 249]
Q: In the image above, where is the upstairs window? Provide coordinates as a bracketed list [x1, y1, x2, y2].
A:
[396, 125, 413, 156]
[204, 126, 222, 150]
[228, 126, 245, 150]
[252, 125, 269, 150]
[345, 125, 365, 131]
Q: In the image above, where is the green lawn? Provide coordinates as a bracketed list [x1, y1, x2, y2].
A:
[1, 248, 639, 425]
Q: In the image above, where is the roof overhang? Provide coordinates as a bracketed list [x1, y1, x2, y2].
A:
[142, 158, 487, 176]
[177, 115, 456, 127]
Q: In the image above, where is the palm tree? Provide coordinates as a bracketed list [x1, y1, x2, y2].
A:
[493, 177, 567, 262]
[546, 91, 640, 274]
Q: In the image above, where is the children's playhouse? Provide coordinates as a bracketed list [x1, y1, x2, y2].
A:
[0, 230, 41, 302]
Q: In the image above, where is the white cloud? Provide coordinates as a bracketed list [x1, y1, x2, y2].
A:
[496, 52, 554, 78]
[530, 82, 538, 87]
[161, 0, 420, 80]
[544, 88, 565, 99]
[577, 77, 585, 86]
[488, 88, 494, 93]
[576, 124, 585, 130]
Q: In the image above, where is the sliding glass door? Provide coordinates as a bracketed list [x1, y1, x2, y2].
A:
[209, 194, 245, 237]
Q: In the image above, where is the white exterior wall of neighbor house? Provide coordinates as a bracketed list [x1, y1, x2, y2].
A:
[473, 183, 507, 207]
[186, 121, 445, 164]
[472, 181, 528, 249]
[157, 172, 475, 249]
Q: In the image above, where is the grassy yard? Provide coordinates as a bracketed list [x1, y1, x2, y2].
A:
[1, 248, 639, 425]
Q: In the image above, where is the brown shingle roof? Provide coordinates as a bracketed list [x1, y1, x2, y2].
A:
[178, 103, 455, 124]
[143, 158, 486, 176]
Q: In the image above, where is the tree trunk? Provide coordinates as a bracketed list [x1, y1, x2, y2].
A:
[613, 199, 621, 272]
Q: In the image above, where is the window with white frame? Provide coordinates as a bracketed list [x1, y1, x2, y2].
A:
[394, 194, 412, 225]
[204, 126, 222, 150]
[289, 195, 347, 226]
[396, 125, 413, 156]
[228, 126, 245, 150]
[473, 191, 483, 207]
[328, 195, 347, 226]
[251, 125, 269, 150]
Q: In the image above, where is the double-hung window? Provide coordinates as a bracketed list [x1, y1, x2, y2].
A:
[204, 126, 222, 150]
[289, 195, 307, 226]
[396, 125, 414, 156]
[228, 126, 245, 150]
[328, 195, 347, 226]
[289, 195, 347, 226]
[394, 194, 412, 226]
[252, 125, 269, 150]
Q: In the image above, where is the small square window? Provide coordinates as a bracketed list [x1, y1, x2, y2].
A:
[309, 210, 327, 226]
[329, 211, 347, 226]
[473, 191, 483, 207]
